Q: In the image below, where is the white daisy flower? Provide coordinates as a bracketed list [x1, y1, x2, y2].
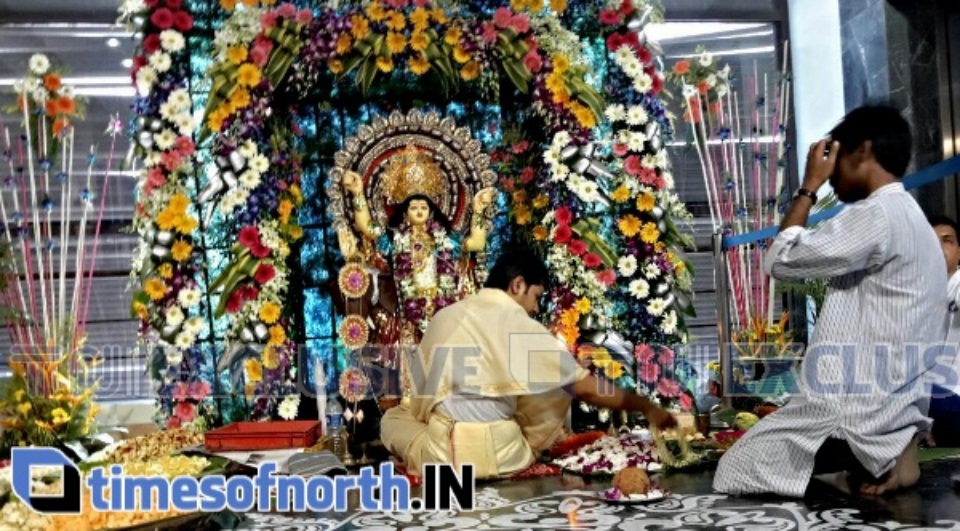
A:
[617, 130, 632, 146]
[662, 171, 675, 189]
[160, 30, 185, 52]
[12, 80, 24, 94]
[165, 306, 185, 327]
[642, 154, 658, 169]
[238, 140, 258, 159]
[166, 349, 183, 366]
[543, 149, 560, 166]
[647, 297, 667, 316]
[656, 150, 669, 168]
[136, 66, 157, 96]
[159, 101, 179, 121]
[716, 84, 729, 98]
[552, 131, 571, 148]
[626, 105, 649, 126]
[167, 89, 191, 110]
[706, 73, 717, 87]
[629, 279, 650, 299]
[143, 151, 162, 168]
[551, 164, 570, 182]
[59, 85, 74, 98]
[29, 54, 50, 75]
[31, 87, 49, 104]
[618, 256, 638, 277]
[278, 395, 300, 420]
[578, 181, 600, 202]
[250, 154, 269, 173]
[176, 114, 195, 136]
[699, 52, 713, 67]
[632, 73, 653, 94]
[149, 52, 172, 73]
[615, 45, 634, 64]
[178, 287, 202, 308]
[719, 64, 731, 79]
[174, 331, 195, 350]
[604, 104, 626, 122]
[219, 196, 238, 214]
[682, 84, 698, 99]
[622, 60, 644, 78]
[662, 310, 678, 334]
[239, 170, 261, 190]
[627, 132, 647, 152]
[154, 129, 177, 151]
[184, 316, 205, 335]
[644, 263, 660, 279]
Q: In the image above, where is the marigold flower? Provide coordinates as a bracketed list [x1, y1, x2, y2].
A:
[386, 32, 407, 54]
[351, 15, 370, 39]
[376, 55, 394, 73]
[673, 59, 691, 75]
[268, 324, 287, 346]
[445, 27, 462, 46]
[336, 33, 352, 54]
[171, 240, 193, 262]
[408, 54, 431, 75]
[611, 185, 631, 203]
[532, 226, 548, 240]
[43, 73, 61, 92]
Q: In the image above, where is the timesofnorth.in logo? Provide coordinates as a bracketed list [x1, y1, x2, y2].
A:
[11, 447, 81, 514]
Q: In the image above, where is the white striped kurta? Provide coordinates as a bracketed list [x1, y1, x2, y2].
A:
[713, 182, 948, 497]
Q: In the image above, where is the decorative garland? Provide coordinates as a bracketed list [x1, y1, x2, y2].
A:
[392, 220, 457, 333]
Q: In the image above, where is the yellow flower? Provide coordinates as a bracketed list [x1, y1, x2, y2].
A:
[573, 105, 597, 128]
[532, 194, 550, 209]
[220, 0, 237, 10]
[529, 0, 545, 10]
[453, 45, 471, 64]
[288, 225, 303, 240]
[51, 407, 70, 426]
[145, 277, 168, 301]
[244, 382, 257, 398]
[444, 27, 462, 46]
[410, 31, 429, 52]
[641, 222, 660, 244]
[278, 199, 294, 224]
[553, 54, 570, 74]
[654, 241, 666, 253]
[14, 390, 25, 402]
[512, 190, 528, 204]
[133, 301, 149, 319]
[171, 240, 193, 262]
[510, 0, 526, 10]
[386, 12, 406, 31]
[636, 191, 656, 212]
[430, 7, 448, 24]
[336, 34, 352, 55]
[603, 360, 624, 380]
[158, 262, 174, 280]
[376, 55, 394, 73]
[618, 215, 642, 237]
[237, 63, 262, 88]
[351, 15, 370, 39]
[230, 87, 251, 109]
[245, 359, 263, 383]
[262, 346, 281, 370]
[240, 0, 256, 6]
[460, 60, 480, 81]
[206, 111, 225, 133]
[611, 185, 631, 203]
[674, 261, 686, 274]
[386, 32, 406, 54]
[289, 184, 303, 204]
[17, 402, 31, 415]
[408, 54, 431, 75]
[227, 46, 248, 65]
[575, 297, 591, 314]
[560, 307, 580, 327]
[514, 205, 532, 226]
[328, 59, 344, 74]
[533, 226, 548, 240]
[177, 215, 198, 235]
[551, 0, 568, 12]
[258, 301, 281, 324]
[410, 7, 430, 29]
[268, 325, 287, 346]
[35, 420, 52, 430]
[365, 3, 387, 22]
[170, 193, 190, 212]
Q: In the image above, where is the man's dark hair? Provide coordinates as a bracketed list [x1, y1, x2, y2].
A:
[829, 105, 912, 177]
[485, 248, 551, 290]
[929, 214, 959, 236]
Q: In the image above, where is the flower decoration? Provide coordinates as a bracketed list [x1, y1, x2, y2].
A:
[338, 262, 370, 299]
[338, 315, 371, 351]
[664, 45, 731, 124]
[393, 220, 458, 333]
[635, 343, 696, 412]
[339, 367, 369, 404]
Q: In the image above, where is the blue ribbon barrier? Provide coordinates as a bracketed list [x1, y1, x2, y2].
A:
[721, 155, 960, 250]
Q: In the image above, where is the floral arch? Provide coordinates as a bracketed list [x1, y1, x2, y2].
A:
[128, 0, 696, 426]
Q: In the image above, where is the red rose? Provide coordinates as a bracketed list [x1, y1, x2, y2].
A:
[599, 9, 621, 25]
[569, 239, 587, 256]
[618, 0, 636, 16]
[520, 167, 536, 185]
[143, 34, 162, 54]
[554, 224, 572, 244]
[173, 11, 194, 32]
[555, 206, 573, 226]
[254, 263, 276, 285]
[250, 243, 272, 259]
[150, 8, 174, 30]
[583, 253, 602, 269]
[239, 226, 261, 249]
[240, 284, 260, 301]
[225, 290, 245, 313]
[165, 0, 183, 9]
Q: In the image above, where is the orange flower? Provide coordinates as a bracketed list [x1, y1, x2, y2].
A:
[551, 0, 568, 12]
[365, 3, 387, 22]
[673, 59, 691, 75]
[532, 226, 549, 240]
[386, 32, 406, 54]
[220, 0, 238, 9]
[277, 199, 294, 224]
[460, 61, 480, 81]
[376, 55, 394, 73]
[514, 205, 532, 225]
[336, 34, 352, 54]
[618, 215, 642, 237]
[351, 15, 370, 39]
[240, 0, 256, 6]
[268, 325, 287, 346]
[697, 79, 710, 95]
[43, 73, 61, 92]
[512, 190, 528, 204]
[328, 59, 344, 74]
[45, 99, 58, 116]
[386, 12, 406, 31]
[410, 7, 430, 29]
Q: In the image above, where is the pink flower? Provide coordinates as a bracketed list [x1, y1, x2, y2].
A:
[519, 167, 536, 185]
[555, 206, 573, 225]
[639, 167, 660, 187]
[173, 382, 190, 401]
[624, 155, 642, 175]
[599, 9, 621, 25]
[173, 11, 193, 32]
[413, 0, 430, 5]
[493, 7, 513, 29]
[261, 11, 279, 29]
[386, 0, 408, 8]
[296, 9, 313, 25]
[174, 401, 196, 422]
[481, 22, 498, 44]
[583, 253, 602, 269]
[176, 136, 195, 156]
[512, 140, 530, 154]
[659, 346, 675, 366]
[678, 392, 694, 412]
[523, 51, 542, 73]
[612, 143, 629, 157]
[658, 378, 679, 398]
[147, 167, 166, 189]
[189, 381, 210, 401]
[509, 14, 530, 33]
[640, 361, 660, 383]
[569, 239, 587, 256]
[597, 269, 616, 287]
[162, 151, 183, 172]
[635, 343, 655, 365]
[276, 2, 297, 18]
[249, 46, 269, 67]
[150, 8, 174, 30]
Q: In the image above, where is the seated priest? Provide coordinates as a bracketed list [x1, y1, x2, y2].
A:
[380, 248, 678, 479]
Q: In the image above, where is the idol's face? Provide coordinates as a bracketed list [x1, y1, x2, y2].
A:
[406, 199, 431, 226]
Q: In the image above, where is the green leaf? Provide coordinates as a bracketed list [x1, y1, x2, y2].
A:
[502, 59, 531, 94]
[358, 55, 379, 94]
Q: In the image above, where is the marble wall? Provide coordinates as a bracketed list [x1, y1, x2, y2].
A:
[839, 0, 947, 214]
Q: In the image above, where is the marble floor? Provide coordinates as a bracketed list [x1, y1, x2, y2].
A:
[225, 458, 960, 530]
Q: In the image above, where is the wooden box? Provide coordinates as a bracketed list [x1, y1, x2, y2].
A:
[204, 421, 322, 451]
